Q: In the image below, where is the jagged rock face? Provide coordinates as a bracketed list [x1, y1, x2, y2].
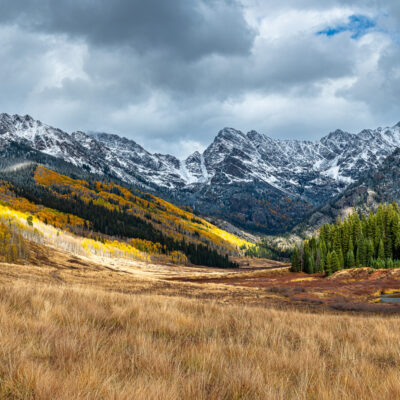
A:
[1, 112, 400, 233]
[0, 115, 185, 189]
[87, 131, 185, 188]
[198, 126, 400, 194]
[173, 126, 400, 232]
[295, 148, 400, 236]
[0, 114, 86, 163]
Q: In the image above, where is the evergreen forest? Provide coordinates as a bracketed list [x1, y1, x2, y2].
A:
[292, 203, 400, 274]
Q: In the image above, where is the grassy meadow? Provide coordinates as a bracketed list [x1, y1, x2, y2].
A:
[1, 277, 400, 399]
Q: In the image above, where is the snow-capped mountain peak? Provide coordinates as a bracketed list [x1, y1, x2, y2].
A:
[1, 113, 400, 232]
[2, 113, 399, 194]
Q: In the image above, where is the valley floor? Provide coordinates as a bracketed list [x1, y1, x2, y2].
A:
[2, 245, 400, 399]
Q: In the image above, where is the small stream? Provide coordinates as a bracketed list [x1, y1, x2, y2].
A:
[380, 293, 400, 304]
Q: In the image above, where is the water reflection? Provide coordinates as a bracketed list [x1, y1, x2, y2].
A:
[380, 293, 400, 304]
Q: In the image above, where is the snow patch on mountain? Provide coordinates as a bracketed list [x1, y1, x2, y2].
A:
[1, 113, 400, 205]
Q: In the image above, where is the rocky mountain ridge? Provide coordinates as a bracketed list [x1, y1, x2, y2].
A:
[1, 112, 400, 233]
[295, 147, 400, 236]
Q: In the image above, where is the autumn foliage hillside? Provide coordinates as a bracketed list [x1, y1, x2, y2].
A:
[0, 164, 251, 267]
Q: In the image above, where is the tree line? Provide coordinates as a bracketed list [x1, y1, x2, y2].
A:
[292, 203, 400, 274]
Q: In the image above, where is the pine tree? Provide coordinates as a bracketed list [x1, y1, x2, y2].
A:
[374, 225, 381, 254]
[319, 240, 326, 270]
[346, 238, 354, 268]
[291, 247, 300, 272]
[367, 210, 375, 238]
[367, 239, 374, 265]
[358, 238, 367, 267]
[338, 248, 344, 270]
[342, 223, 350, 256]
[333, 229, 342, 259]
[306, 255, 314, 274]
[392, 201, 399, 215]
[385, 234, 393, 260]
[378, 238, 385, 261]
[356, 239, 362, 267]
[315, 250, 323, 272]
[331, 250, 340, 274]
[352, 214, 361, 243]
[346, 249, 355, 268]
[303, 242, 310, 273]
[326, 252, 333, 276]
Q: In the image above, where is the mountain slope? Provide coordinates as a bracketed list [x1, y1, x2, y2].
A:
[294, 148, 400, 235]
[0, 163, 250, 267]
[1, 112, 400, 233]
[167, 124, 400, 232]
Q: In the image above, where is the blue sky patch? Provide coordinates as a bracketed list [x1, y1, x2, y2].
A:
[318, 15, 376, 39]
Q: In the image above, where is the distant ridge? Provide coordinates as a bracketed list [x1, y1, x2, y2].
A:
[1, 112, 400, 233]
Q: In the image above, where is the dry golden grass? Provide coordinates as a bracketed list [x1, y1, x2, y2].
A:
[0, 279, 400, 399]
[1, 243, 400, 399]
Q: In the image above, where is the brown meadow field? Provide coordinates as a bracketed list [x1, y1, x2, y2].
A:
[1, 245, 400, 399]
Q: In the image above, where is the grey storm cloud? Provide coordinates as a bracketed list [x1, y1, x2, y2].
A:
[0, 0, 255, 60]
[0, 0, 400, 156]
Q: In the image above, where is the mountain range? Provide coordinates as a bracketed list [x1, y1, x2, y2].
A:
[1, 112, 400, 233]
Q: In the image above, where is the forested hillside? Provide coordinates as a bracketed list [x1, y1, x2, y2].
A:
[292, 203, 400, 274]
[0, 163, 250, 268]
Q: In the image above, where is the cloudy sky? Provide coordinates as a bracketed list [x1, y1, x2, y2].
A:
[1, 0, 400, 157]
